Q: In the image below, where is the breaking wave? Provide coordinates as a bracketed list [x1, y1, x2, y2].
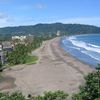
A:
[61, 34, 100, 67]
[68, 36, 100, 54]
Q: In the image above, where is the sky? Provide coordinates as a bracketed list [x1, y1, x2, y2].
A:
[0, 0, 100, 27]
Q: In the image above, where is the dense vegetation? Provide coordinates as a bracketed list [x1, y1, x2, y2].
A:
[0, 92, 25, 100]
[0, 61, 2, 69]
[7, 44, 29, 65]
[72, 66, 100, 100]
[6, 37, 43, 65]
[32, 90, 68, 100]
[0, 90, 68, 100]
[0, 23, 100, 40]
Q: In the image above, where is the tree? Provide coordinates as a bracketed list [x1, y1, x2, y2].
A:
[0, 92, 25, 100]
[0, 60, 3, 72]
[72, 65, 100, 100]
[32, 90, 68, 100]
[0, 90, 68, 100]
[7, 44, 28, 65]
[96, 64, 100, 72]
[0, 61, 3, 69]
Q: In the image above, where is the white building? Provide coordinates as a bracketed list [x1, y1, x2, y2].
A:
[2, 41, 12, 51]
[56, 30, 60, 36]
[12, 36, 26, 41]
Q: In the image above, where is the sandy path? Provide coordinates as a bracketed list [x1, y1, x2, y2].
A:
[0, 37, 94, 97]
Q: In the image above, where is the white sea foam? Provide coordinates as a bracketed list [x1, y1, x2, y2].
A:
[69, 46, 81, 50]
[81, 50, 100, 61]
[88, 43, 100, 48]
[62, 38, 81, 50]
[68, 36, 76, 40]
[68, 36, 100, 54]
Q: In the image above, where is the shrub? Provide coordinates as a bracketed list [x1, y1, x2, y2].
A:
[95, 98, 100, 100]
[0, 92, 25, 100]
[0, 91, 68, 100]
[72, 70, 100, 100]
[0, 61, 2, 69]
[33, 90, 68, 100]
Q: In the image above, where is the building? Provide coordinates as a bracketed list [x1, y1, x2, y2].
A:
[0, 51, 4, 64]
[56, 30, 60, 36]
[12, 36, 26, 41]
[1, 41, 13, 64]
[2, 41, 13, 51]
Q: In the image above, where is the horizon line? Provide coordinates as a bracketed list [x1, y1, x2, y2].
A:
[0, 22, 99, 28]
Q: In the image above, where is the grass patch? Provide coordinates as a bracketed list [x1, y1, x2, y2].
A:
[25, 55, 38, 65]
[5, 55, 38, 67]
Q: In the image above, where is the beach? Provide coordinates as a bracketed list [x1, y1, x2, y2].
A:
[0, 37, 94, 97]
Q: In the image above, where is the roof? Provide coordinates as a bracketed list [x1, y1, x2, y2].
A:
[2, 41, 12, 49]
[0, 51, 3, 56]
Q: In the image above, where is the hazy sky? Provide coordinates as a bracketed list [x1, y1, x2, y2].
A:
[0, 0, 100, 27]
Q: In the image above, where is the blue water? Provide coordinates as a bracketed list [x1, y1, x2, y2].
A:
[60, 34, 100, 68]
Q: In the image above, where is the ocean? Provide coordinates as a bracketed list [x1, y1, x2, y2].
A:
[60, 34, 100, 68]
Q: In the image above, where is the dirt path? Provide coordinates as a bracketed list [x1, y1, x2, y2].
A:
[0, 37, 94, 97]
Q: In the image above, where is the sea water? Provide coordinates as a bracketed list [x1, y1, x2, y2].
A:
[60, 34, 100, 68]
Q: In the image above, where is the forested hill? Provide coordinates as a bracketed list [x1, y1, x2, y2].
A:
[0, 23, 100, 40]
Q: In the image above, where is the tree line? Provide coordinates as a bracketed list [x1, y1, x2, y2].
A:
[0, 23, 100, 41]
[6, 37, 43, 65]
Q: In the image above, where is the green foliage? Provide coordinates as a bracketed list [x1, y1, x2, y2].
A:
[31, 37, 43, 50]
[72, 69, 100, 100]
[43, 90, 68, 100]
[0, 61, 2, 69]
[95, 98, 100, 100]
[25, 55, 38, 64]
[96, 64, 100, 70]
[72, 93, 83, 100]
[7, 44, 29, 65]
[0, 23, 100, 41]
[0, 91, 68, 100]
[33, 90, 68, 100]
[6, 37, 42, 65]
[0, 92, 25, 100]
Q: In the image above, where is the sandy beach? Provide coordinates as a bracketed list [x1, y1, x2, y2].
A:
[0, 37, 94, 97]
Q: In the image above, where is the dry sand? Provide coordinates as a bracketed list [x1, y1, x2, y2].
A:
[0, 37, 94, 97]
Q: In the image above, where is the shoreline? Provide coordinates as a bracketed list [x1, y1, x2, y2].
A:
[0, 37, 94, 97]
[59, 42, 95, 70]
[54, 37, 94, 74]
[60, 36, 99, 68]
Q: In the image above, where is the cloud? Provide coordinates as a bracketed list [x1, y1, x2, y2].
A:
[0, 15, 100, 28]
[58, 17, 100, 26]
[17, 3, 46, 11]
[0, 12, 13, 27]
[33, 3, 46, 9]
[0, 12, 8, 24]
[17, 5, 32, 10]
[0, 12, 7, 19]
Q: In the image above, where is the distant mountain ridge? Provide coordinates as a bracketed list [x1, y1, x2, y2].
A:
[0, 23, 100, 40]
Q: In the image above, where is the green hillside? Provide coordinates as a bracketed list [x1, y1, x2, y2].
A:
[0, 23, 100, 40]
